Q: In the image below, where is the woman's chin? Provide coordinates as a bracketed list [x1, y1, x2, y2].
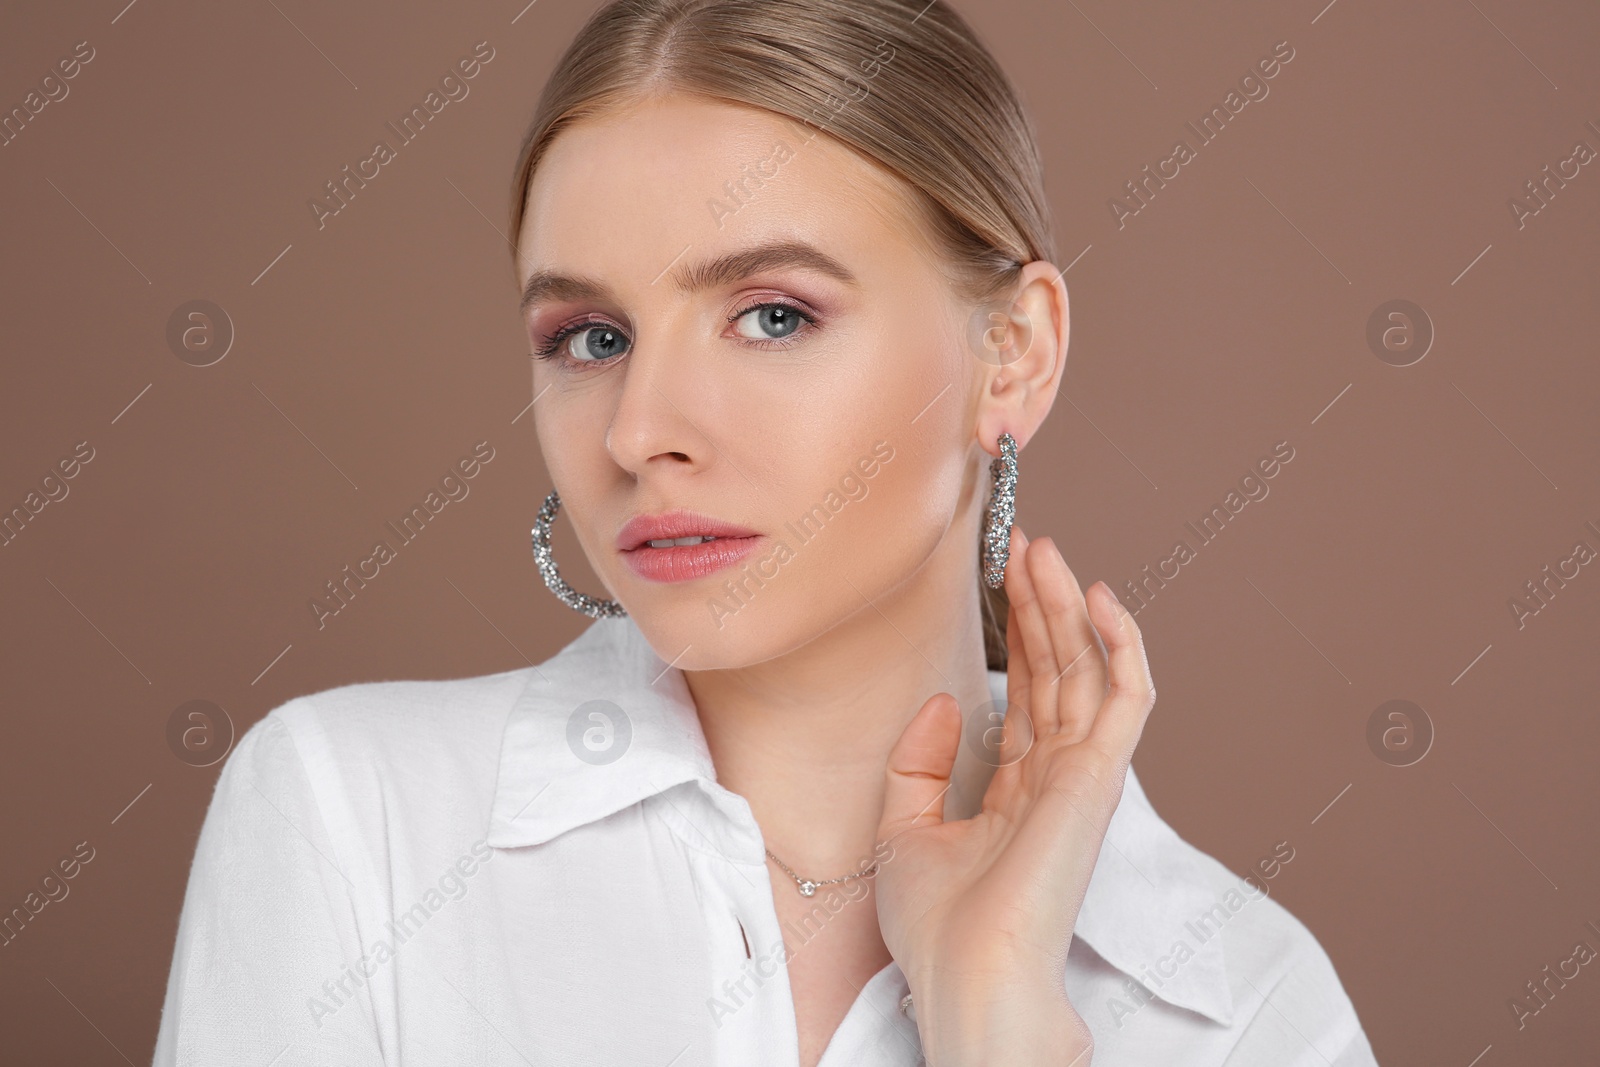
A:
[628, 596, 805, 673]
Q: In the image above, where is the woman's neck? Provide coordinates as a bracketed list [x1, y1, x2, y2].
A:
[685, 553, 998, 876]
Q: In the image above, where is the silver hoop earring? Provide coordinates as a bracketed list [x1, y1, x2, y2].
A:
[981, 432, 1018, 589]
[532, 490, 628, 619]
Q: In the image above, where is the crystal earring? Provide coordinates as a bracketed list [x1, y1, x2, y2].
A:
[981, 432, 1018, 588]
[531, 490, 628, 618]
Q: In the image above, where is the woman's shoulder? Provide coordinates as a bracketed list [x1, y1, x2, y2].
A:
[1105, 769, 1378, 1064]
[215, 622, 628, 834]
[208, 663, 543, 839]
[266, 663, 536, 753]
[173, 662, 549, 917]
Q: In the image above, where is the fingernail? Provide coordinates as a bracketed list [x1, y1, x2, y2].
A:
[1098, 583, 1127, 628]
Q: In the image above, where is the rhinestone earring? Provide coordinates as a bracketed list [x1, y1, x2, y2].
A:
[981, 432, 1018, 588]
[532, 490, 628, 618]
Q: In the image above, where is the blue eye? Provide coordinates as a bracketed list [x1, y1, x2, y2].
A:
[731, 302, 814, 343]
[569, 325, 630, 362]
[535, 321, 631, 364]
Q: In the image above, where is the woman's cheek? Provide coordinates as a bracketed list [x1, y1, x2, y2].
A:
[850, 440, 955, 578]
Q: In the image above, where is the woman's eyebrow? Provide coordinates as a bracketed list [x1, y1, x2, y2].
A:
[670, 241, 860, 294]
[519, 240, 860, 314]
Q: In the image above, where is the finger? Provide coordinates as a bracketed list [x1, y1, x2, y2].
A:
[1082, 581, 1157, 758]
[877, 692, 962, 843]
[1004, 531, 1062, 734]
[1025, 537, 1108, 745]
[1001, 527, 1035, 755]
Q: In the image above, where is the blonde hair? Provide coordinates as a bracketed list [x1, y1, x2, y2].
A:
[507, 0, 1056, 670]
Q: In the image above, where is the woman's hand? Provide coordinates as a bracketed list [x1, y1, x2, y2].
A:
[872, 526, 1158, 1066]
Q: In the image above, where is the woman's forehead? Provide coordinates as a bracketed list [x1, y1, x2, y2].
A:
[517, 93, 931, 281]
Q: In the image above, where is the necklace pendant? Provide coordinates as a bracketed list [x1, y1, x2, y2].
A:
[798, 880, 818, 897]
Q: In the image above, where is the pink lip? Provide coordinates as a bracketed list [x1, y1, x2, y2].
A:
[615, 509, 760, 551]
[616, 509, 763, 584]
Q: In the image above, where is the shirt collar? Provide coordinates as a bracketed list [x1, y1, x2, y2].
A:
[488, 615, 1233, 1027]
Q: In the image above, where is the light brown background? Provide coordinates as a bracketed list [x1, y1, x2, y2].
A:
[2, 0, 1597, 1062]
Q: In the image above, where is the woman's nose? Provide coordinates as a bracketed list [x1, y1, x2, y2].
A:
[603, 337, 710, 476]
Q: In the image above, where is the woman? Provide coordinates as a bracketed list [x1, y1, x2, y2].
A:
[155, 1, 1378, 1064]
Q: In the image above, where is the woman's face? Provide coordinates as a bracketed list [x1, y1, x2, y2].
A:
[516, 92, 997, 669]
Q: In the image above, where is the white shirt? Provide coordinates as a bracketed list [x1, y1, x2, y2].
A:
[154, 615, 1379, 1066]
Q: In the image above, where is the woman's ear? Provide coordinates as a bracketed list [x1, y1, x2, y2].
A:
[974, 260, 1069, 455]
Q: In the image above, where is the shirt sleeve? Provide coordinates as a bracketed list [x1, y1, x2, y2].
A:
[152, 704, 387, 1066]
[1219, 930, 1381, 1067]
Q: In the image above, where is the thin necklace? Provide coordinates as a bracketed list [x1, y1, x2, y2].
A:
[764, 847, 878, 897]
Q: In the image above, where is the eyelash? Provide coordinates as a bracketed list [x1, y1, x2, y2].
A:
[532, 300, 818, 366]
